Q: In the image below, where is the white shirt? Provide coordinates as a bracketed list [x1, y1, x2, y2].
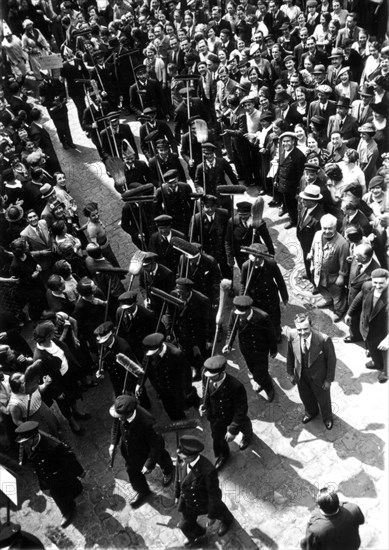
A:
[301, 333, 312, 350]
[37, 342, 69, 375]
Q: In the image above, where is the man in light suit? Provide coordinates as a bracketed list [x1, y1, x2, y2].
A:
[344, 243, 381, 343]
[20, 209, 54, 281]
[345, 269, 389, 383]
[286, 312, 336, 430]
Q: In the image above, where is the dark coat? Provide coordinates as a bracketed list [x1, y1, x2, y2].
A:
[149, 229, 186, 273]
[228, 307, 278, 357]
[115, 305, 159, 362]
[114, 407, 167, 471]
[60, 59, 89, 98]
[194, 157, 239, 197]
[175, 290, 212, 353]
[347, 258, 381, 305]
[129, 78, 160, 118]
[139, 263, 175, 315]
[179, 253, 222, 304]
[240, 258, 288, 311]
[276, 146, 306, 194]
[296, 204, 325, 254]
[327, 114, 359, 148]
[101, 335, 138, 396]
[29, 122, 61, 172]
[139, 120, 177, 160]
[286, 329, 336, 385]
[123, 160, 151, 188]
[203, 372, 249, 436]
[178, 455, 225, 517]
[347, 282, 389, 345]
[149, 153, 186, 187]
[307, 100, 337, 127]
[154, 182, 192, 236]
[100, 123, 138, 160]
[29, 432, 83, 494]
[300, 502, 365, 550]
[225, 217, 275, 267]
[174, 99, 207, 143]
[190, 208, 229, 265]
[141, 342, 187, 401]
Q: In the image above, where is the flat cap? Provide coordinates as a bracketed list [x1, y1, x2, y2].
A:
[176, 277, 194, 286]
[313, 64, 326, 74]
[358, 122, 375, 134]
[201, 142, 216, 149]
[368, 176, 384, 189]
[179, 435, 204, 455]
[202, 194, 217, 204]
[203, 355, 227, 376]
[371, 268, 389, 279]
[143, 107, 156, 115]
[233, 295, 253, 313]
[342, 182, 362, 198]
[284, 55, 294, 63]
[236, 201, 252, 213]
[118, 289, 138, 303]
[142, 332, 165, 356]
[155, 138, 170, 148]
[94, 321, 114, 343]
[15, 421, 39, 443]
[259, 110, 273, 122]
[304, 162, 320, 172]
[164, 169, 179, 181]
[154, 214, 173, 225]
[310, 115, 326, 126]
[110, 394, 138, 418]
[142, 251, 158, 264]
[245, 243, 268, 255]
[316, 84, 332, 94]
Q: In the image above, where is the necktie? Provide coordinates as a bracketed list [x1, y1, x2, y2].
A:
[36, 224, 46, 243]
[355, 263, 362, 276]
[301, 338, 307, 355]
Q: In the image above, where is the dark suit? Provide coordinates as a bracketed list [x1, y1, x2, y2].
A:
[340, 210, 373, 239]
[173, 99, 207, 144]
[90, 62, 119, 109]
[121, 199, 154, 250]
[149, 153, 186, 187]
[194, 157, 239, 200]
[240, 258, 288, 339]
[327, 114, 359, 148]
[296, 204, 325, 281]
[347, 282, 389, 372]
[100, 123, 138, 161]
[112, 407, 173, 496]
[287, 329, 336, 422]
[178, 455, 233, 541]
[202, 372, 252, 460]
[129, 78, 160, 118]
[100, 335, 140, 397]
[179, 253, 222, 304]
[29, 122, 61, 173]
[139, 263, 175, 316]
[276, 146, 306, 225]
[300, 502, 365, 550]
[307, 100, 337, 127]
[60, 59, 89, 123]
[149, 229, 186, 273]
[167, 48, 185, 73]
[346, 258, 380, 341]
[139, 120, 177, 160]
[115, 305, 159, 363]
[227, 307, 278, 392]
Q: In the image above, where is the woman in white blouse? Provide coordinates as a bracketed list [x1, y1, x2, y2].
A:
[338, 149, 366, 193]
[360, 42, 381, 86]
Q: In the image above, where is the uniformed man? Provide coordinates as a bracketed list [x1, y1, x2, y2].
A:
[137, 333, 198, 420]
[177, 243, 222, 306]
[109, 395, 174, 509]
[154, 169, 193, 236]
[138, 251, 175, 315]
[223, 296, 278, 402]
[115, 290, 160, 362]
[190, 194, 231, 278]
[16, 421, 84, 528]
[240, 243, 289, 341]
[149, 139, 186, 187]
[94, 321, 140, 398]
[177, 435, 234, 546]
[174, 278, 213, 380]
[149, 215, 186, 273]
[139, 106, 177, 160]
[200, 356, 253, 471]
[225, 201, 275, 270]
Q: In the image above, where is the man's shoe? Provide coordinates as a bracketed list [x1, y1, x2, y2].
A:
[162, 472, 173, 487]
[311, 286, 320, 295]
[69, 143, 77, 149]
[302, 413, 317, 424]
[130, 491, 151, 509]
[324, 419, 333, 430]
[63, 143, 69, 150]
[184, 534, 207, 548]
[378, 372, 388, 383]
[268, 200, 279, 207]
[365, 361, 377, 370]
[284, 222, 296, 229]
[218, 520, 233, 537]
[239, 435, 252, 451]
[214, 456, 229, 471]
[265, 388, 275, 403]
[344, 336, 359, 343]
[60, 509, 74, 528]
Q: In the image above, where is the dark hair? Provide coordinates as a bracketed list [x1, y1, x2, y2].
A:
[47, 274, 64, 291]
[86, 243, 103, 259]
[53, 259, 72, 277]
[51, 219, 67, 236]
[9, 372, 24, 393]
[83, 202, 98, 217]
[30, 108, 42, 122]
[316, 487, 340, 514]
[294, 312, 311, 324]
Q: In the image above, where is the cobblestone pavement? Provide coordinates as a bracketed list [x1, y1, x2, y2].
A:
[1, 101, 388, 550]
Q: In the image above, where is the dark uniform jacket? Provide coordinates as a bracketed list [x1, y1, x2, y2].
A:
[347, 282, 389, 345]
[141, 343, 186, 401]
[139, 263, 175, 315]
[190, 208, 229, 266]
[179, 253, 222, 304]
[154, 182, 192, 236]
[149, 229, 186, 273]
[102, 335, 139, 396]
[149, 153, 186, 187]
[112, 406, 166, 471]
[194, 157, 239, 197]
[178, 455, 225, 517]
[203, 373, 249, 436]
[175, 290, 212, 353]
[29, 432, 84, 494]
[286, 329, 336, 385]
[100, 123, 138, 161]
[225, 217, 275, 266]
[129, 79, 160, 118]
[139, 120, 177, 160]
[115, 305, 159, 362]
[228, 307, 278, 357]
[240, 258, 288, 310]
[60, 59, 89, 99]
